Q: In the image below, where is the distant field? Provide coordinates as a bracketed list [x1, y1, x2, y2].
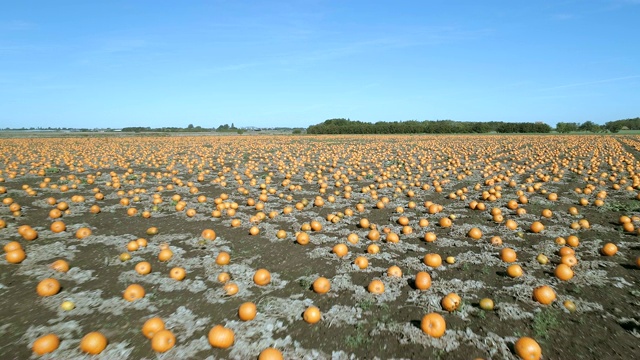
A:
[1, 134, 639, 359]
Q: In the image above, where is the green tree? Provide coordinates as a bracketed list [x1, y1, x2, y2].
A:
[579, 121, 600, 132]
[556, 122, 579, 133]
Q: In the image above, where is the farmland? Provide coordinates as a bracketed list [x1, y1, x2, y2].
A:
[1, 134, 639, 359]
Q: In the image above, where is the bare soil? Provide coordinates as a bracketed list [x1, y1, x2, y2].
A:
[0, 134, 639, 359]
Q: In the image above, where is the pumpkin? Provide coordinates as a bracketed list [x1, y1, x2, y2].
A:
[441, 293, 461, 312]
[367, 229, 380, 241]
[385, 232, 400, 243]
[423, 232, 437, 242]
[3, 241, 22, 252]
[601, 243, 618, 256]
[368, 279, 385, 294]
[296, 232, 310, 245]
[158, 249, 173, 262]
[566, 235, 579, 247]
[500, 248, 517, 263]
[332, 244, 348, 257]
[303, 306, 321, 324]
[151, 329, 175, 353]
[6, 249, 26, 264]
[216, 252, 231, 265]
[135, 261, 151, 275]
[439, 217, 452, 227]
[123, 284, 145, 301]
[423, 253, 442, 268]
[514, 336, 542, 360]
[532, 285, 556, 305]
[479, 298, 494, 311]
[238, 302, 257, 321]
[201, 229, 217, 240]
[506, 264, 523, 278]
[169, 267, 186, 281]
[253, 269, 271, 286]
[259, 348, 284, 360]
[217, 272, 230, 283]
[142, 317, 165, 339]
[354, 256, 369, 269]
[36, 278, 60, 297]
[208, 325, 234, 349]
[47, 260, 69, 273]
[387, 265, 402, 277]
[414, 271, 432, 290]
[560, 254, 578, 267]
[223, 282, 239, 295]
[50, 220, 66, 233]
[80, 332, 108, 355]
[554, 264, 574, 281]
[467, 227, 482, 240]
[420, 313, 446, 338]
[312, 277, 331, 294]
[530, 221, 544, 233]
[32, 334, 60, 355]
[75, 227, 92, 239]
[367, 244, 380, 254]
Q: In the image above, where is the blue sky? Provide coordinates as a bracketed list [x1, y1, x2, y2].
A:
[1, 0, 638, 129]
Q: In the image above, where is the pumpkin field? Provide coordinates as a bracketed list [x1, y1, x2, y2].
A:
[1, 134, 640, 359]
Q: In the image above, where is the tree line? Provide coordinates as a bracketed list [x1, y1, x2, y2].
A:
[121, 123, 244, 133]
[306, 119, 552, 134]
[306, 118, 639, 134]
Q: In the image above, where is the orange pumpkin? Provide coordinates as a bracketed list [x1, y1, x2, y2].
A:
[259, 348, 284, 360]
[420, 313, 446, 338]
[253, 269, 271, 286]
[208, 325, 235, 349]
[6, 249, 26, 264]
[312, 277, 331, 294]
[441, 293, 461, 312]
[169, 267, 186, 281]
[3, 241, 22, 252]
[601, 243, 618, 256]
[201, 229, 217, 240]
[467, 227, 482, 240]
[296, 232, 310, 245]
[532, 285, 556, 305]
[151, 329, 176, 353]
[387, 265, 402, 277]
[354, 256, 369, 269]
[36, 278, 60, 297]
[32, 333, 60, 355]
[554, 264, 574, 281]
[303, 306, 321, 324]
[50, 220, 66, 233]
[216, 252, 230, 265]
[223, 282, 239, 295]
[123, 284, 145, 301]
[332, 243, 348, 257]
[368, 279, 385, 294]
[238, 302, 257, 321]
[135, 261, 151, 275]
[423, 253, 442, 268]
[500, 248, 517, 263]
[367, 244, 380, 254]
[79, 332, 108, 355]
[506, 264, 523, 278]
[514, 336, 542, 360]
[50, 259, 69, 272]
[142, 317, 165, 339]
[530, 221, 544, 233]
[414, 271, 432, 290]
[75, 227, 92, 239]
